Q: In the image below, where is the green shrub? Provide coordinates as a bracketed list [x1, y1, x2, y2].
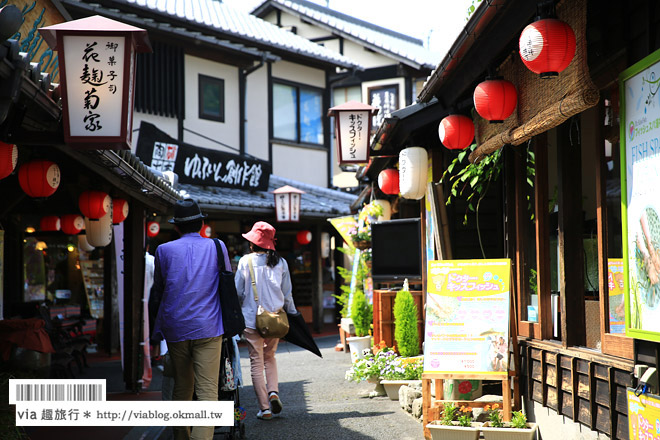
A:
[510, 410, 528, 429]
[393, 284, 419, 357]
[351, 288, 372, 337]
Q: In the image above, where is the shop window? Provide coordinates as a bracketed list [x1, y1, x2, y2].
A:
[198, 74, 225, 122]
[272, 80, 323, 145]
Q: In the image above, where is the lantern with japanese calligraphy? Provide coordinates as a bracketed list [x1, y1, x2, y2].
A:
[473, 78, 518, 123]
[112, 198, 129, 224]
[378, 169, 399, 195]
[18, 160, 61, 198]
[272, 185, 305, 223]
[61, 214, 85, 235]
[328, 101, 378, 165]
[147, 221, 160, 238]
[85, 211, 113, 247]
[78, 234, 95, 252]
[519, 18, 576, 78]
[40, 216, 61, 232]
[38, 16, 152, 150]
[438, 115, 474, 150]
[79, 191, 111, 220]
[200, 225, 212, 238]
[0, 141, 17, 180]
[296, 230, 312, 245]
[399, 147, 428, 200]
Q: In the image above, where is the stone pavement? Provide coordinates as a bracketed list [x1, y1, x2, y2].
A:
[157, 335, 424, 440]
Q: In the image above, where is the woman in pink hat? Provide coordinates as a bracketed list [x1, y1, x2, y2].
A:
[234, 221, 297, 420]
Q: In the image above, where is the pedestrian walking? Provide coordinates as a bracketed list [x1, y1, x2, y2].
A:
[235, 221, 297, 421]
[151, 199, 231, 440]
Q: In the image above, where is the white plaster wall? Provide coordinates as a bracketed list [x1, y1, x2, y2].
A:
[245, 65, 269, 162]
[272, 60, 325, 88]
[183, 54, 240, 153]
[272, 143, 327, 187]
[342, 39, 394, 69]
[131, 112, 178, 153]
[526, 400, 610, 440]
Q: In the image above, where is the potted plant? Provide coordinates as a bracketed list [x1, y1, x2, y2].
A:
[345, 344, 390, 397]
[393, 279, 419, 357]
[426, 403, 482, 440]
[481, 405, 538, 440]
[346, 287, 373, 362]
[378, 344, 423, 400]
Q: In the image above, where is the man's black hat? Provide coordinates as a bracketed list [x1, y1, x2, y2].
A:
[168, 198, 207, 224]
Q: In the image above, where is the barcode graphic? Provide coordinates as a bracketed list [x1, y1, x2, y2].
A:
[9, 380, 106, 403]
[15, 383, 103, 401]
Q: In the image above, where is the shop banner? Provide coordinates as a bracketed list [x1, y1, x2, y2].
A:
[620, 48, 660, 341]
[424, 259, 510, 375]
[424, 155, 435, 263]
[627, 389, 660, 439]
[135, 121, 271, 191]
[608, 259, 626, 334]
[328, 215, 357, 249]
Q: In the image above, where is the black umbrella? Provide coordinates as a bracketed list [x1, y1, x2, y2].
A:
[283, 312, 322, 358]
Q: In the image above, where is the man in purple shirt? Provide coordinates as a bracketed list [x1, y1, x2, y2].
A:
[151, 199, 230, 440]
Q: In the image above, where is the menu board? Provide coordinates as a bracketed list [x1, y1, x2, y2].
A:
[80, 260, 104, 319]
[423, 259, 510, 375]
[620, 47, 660, 341]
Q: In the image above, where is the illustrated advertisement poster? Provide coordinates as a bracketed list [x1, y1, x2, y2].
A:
[608, 258, 626, 334]
[627, 389, 660, 439]
[423, 259, 510, 375]
[620, 47, 660, 341]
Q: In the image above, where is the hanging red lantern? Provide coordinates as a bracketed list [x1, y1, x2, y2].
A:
[200, 225, 212, 238]
[438, 115, 474, 150]
[0, 141, 18, 180]
[61, 214, 85, 235]
[473, 78, 518, 123]
[296, 230, 312, 245]
[112, 198, 129, 224]
[79, 191, 111, 220]
[378, 169, 400, 195]
[519, 18, 576, 78]
[147, 221, 160, 237]
[18, 160, 60, 198]
[40, 216, 61, 232]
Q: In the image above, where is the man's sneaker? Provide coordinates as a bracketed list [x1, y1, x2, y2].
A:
[269, 392, 283, 414]
[256, 409, 272, 420]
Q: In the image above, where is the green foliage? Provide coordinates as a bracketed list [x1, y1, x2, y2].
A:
[393, 288, 419, 357]
[457, 406, 474, 427]
[510, 410, 528, 429]
[529, 268, 538, 296]
[441, 402, 458, 425]
[466, 0, 483, 20]
[335, 246, 371, 321]
[345, 346, 423, 382]
[484, 404, 504, 428]
[351, 288, 372, 337]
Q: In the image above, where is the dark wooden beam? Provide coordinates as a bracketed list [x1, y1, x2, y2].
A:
[534, 133, 552, 340]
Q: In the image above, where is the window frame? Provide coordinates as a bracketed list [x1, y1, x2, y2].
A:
[198, 74, 225, 123]
[271, 78, 324, 147]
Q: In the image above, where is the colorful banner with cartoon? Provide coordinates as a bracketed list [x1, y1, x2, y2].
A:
[423, 259, 510, 375]
[627, 389, 660, 439]
[620, 47, 660, 341]
[328, 215, 358, 249]
[608, 259, 626, 334]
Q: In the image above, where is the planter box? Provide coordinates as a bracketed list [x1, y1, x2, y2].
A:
[426, 421, 483, 440]
[380, 379, 414, 400]
[372, 289, 423, 353]
[481, 422, 538, 440]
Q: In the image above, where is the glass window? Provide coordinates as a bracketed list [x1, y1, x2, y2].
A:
[198, 75, 225, 122]
[272, 81, 323, 145]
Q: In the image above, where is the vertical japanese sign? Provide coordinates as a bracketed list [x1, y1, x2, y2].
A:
[620, 47, 660, 341]
[608, 258, 626, 334]
[627, 389, 660, 439]
[368, 84, 399, 129]
[424, 259, 510, 375]
[62, 35, 125, 137]
[337, 110, 370, 164]
[275, 193, 290, 222]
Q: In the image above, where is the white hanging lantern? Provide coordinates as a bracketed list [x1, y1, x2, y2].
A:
[85, 210, 113, 247]
[78, 234, 95, 252]
[272, 185, 305, 222]
[399, 147, 428, 200]
[372, 199, 391, 221]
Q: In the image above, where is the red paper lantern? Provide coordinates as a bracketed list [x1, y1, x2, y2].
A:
[18, 160, 60, 198]
[474, 79, 518, 123]
[40, 216, 61, 232]
[61, 214, 85, 235]
[296, 230, 312, 245]
[147, 221, 160, 237]
[79, 191, 111, 220]
[378, 169, 400, 195]
[0, 141, 17, 180]
[438, 115, 474, 150]
[200, 225, 212, 238]
[112, 198, 129, 224]
[519, 18, 576, 78]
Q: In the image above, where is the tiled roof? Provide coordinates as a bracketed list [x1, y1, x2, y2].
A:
[180, 174, 357, 218]
[93, 0, 362, 69]
[252, 0, 442, 70]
